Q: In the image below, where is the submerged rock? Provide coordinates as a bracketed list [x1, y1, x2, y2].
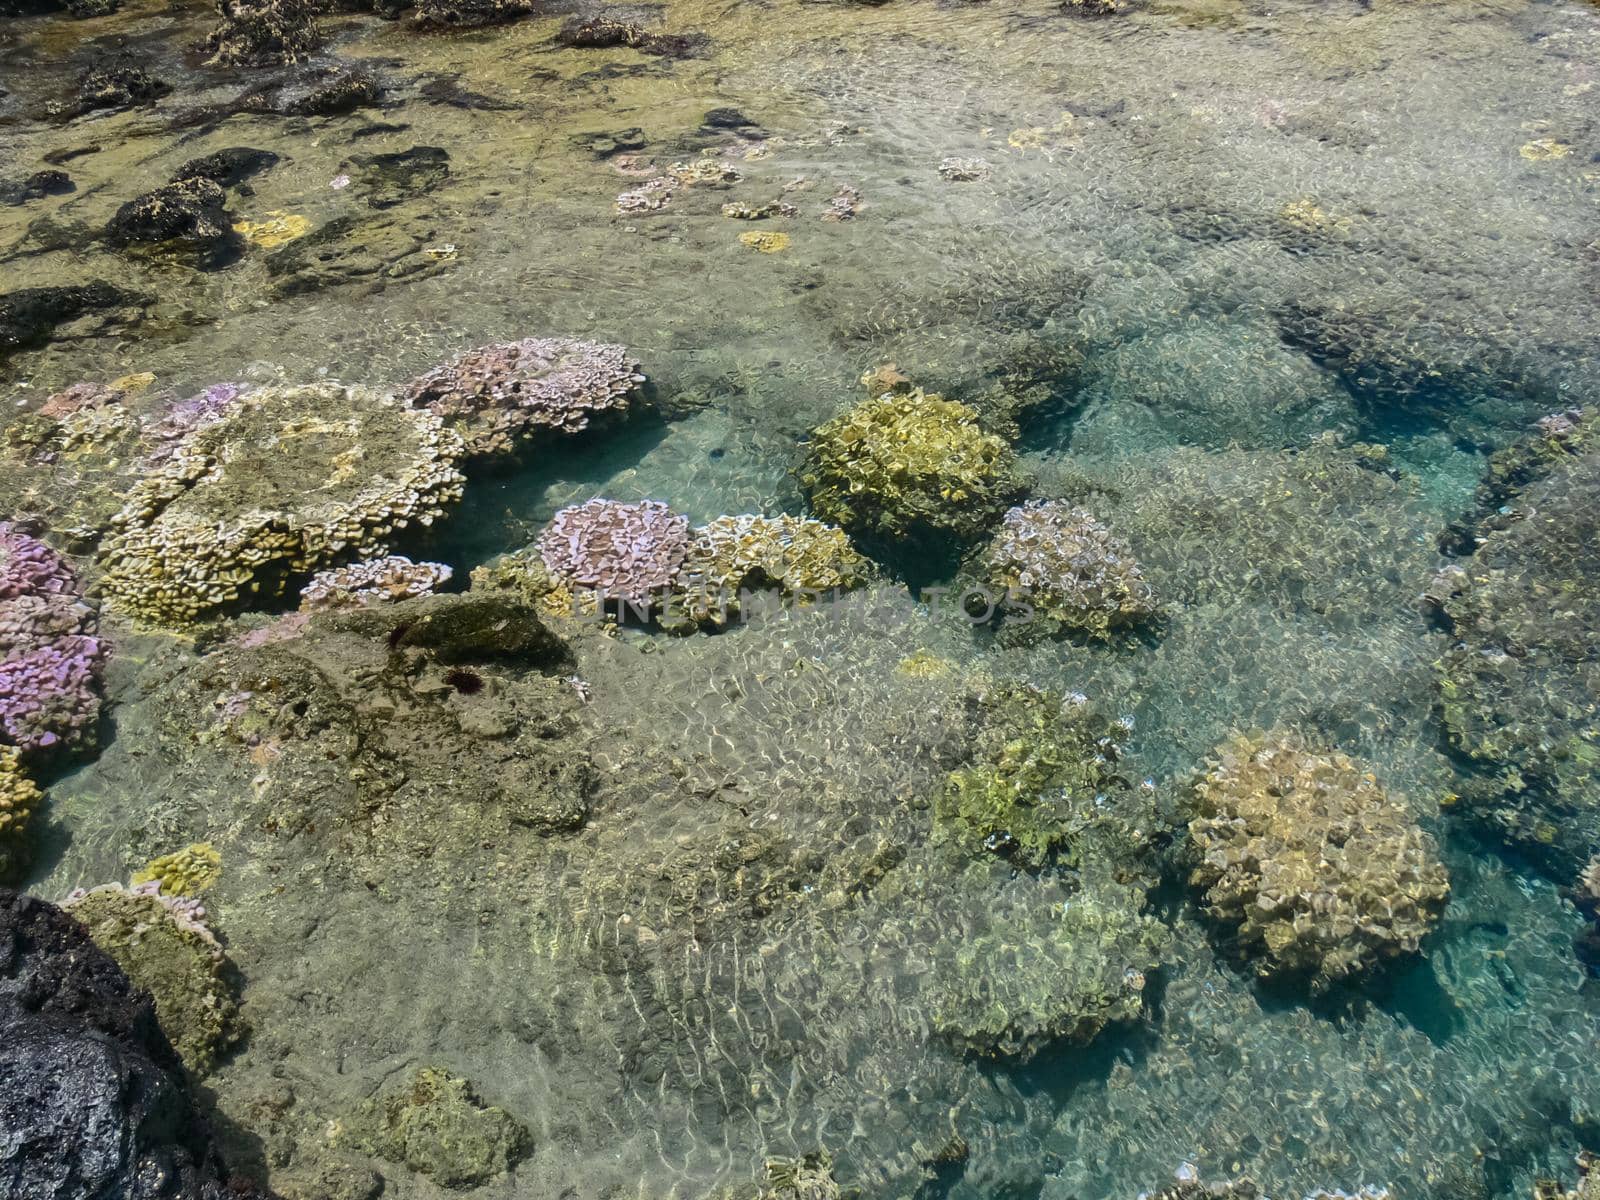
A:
[554, 15, 705, 56]
[106, 177, 241, 267]
[0, 281, 147, 356]
[173, 146, 280, 189]
[411, 0, 529, 30]
[351, 145, 449, 209]
[66, 55, 170, 115]
[0, 889, 274, 1200]
[354, 1067, 529, 1187]
[1, 170, 73, 205]
[263, 211, 448, 296]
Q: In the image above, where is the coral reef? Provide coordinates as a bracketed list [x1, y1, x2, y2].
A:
[0, 890, 274, 1200]
[0, 522, 105, 754]
[353, 1067, 529, 1188]
[402, 336, 644, 457]
[299, 555, 453, 612]
[132, 843, 222, 897]
[1135, 1167, 1390, 1200]
[202, 0, 322, 67]
[0, 746, 42, 882]
[97, 383, 466, 624]
[798, 391, 1024, 554]
[971, 499, 1158, 639]
[1187, 731, 1449, 990]
[537, 498, 689, 605]
[1426, 411, 1600, 875]
[63, 882, 242, 1075]
[667, 513, 871, 629]
[760, 1150, 842, 1200]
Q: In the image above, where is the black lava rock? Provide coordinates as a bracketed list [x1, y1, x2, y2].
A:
[0, 170, 74, 205]
[201, 0, 322, 67]
[554, 15, 705, 55]
[72, 55, 170, 113]
[173, 146, 280, 188]
[0, 281, 146, 355]
[107, 177, 232, 245]
[410, 0, 529, 30]
[0, 889, 279, 1200]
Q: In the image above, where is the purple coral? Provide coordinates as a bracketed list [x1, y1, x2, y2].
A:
[0, 523, 105, 754]
[140, 382, 246, 467]
[537, 499, 688, 603]
[402, 337, 644, 457]
[299, 555, 453, 611]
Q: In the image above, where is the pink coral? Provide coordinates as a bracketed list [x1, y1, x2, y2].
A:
[402, 337, 644, 457]
[0, 524, 105, 754]
[537, 499, 688, 603]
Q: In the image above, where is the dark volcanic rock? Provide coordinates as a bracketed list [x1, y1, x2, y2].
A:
[173, 146, 280, 188]
[554, 15, 705, 56]
[0, 281, 147, 356]
[0, 889, 278, 1200]
[410, 0, 529, 29]
[202, 0, 323, 67]
[107, 177, 240, 265]
[263, 211, 447, 296]
[0, 170, 74, 206]
[70, 55, 170, 114]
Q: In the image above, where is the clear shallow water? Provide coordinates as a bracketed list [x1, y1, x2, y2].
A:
[4, 0, 1600, 1196]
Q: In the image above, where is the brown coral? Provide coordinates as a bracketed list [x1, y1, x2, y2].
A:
[1188, 731, 1449, 990]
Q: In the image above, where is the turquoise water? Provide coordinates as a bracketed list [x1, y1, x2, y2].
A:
[5, 0, 1600, 1196]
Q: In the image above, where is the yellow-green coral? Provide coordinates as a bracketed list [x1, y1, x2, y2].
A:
[936, 685, 1142, 868]
[354, 1067, 530, 1188]
[1188, 731, 1449, 990]
[64, 882, 241, 1074]
[0, 745, 42, 881]
[97, 383, 466, 625]
[667, 513, 871, 629]
[133, 843, 222, 896]
[799, 390, 1023, 547]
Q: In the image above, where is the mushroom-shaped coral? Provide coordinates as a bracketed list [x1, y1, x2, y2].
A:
[536, 499, 688, 605]
[973, 500, 1157, 639]
[63, 881, 241, 1074]
[96, 383, 466, 625]
[0, 522, 105, 754]
[667, 513, 870, 629]
[798, 391, 1024, 551]
[0, 745, 43, 882]
[299, 555, 453, 612]
[1187, 731, 1449, 990]
[402, 337, 644, 458]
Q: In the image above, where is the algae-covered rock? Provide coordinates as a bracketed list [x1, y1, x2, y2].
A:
[1188, 731, 1449, 990]
[63, 882, 241, 1075]
[666, 513, 871, 630]
[799, 390, 1025, 556]
[936, 684, 1146, 868]
[336, 591, 572, 667]
[0, 746, 42, 882]
[106, 177, 239, 265]
[97, 382, 465, 625]
[969, 499, 1157, 640]
[1427, 410, 1600, 875]
[355, 1067, 529, 1188]
[1136, 1169, 1390, 1200]
[1537, 1153, 1600, 1200]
